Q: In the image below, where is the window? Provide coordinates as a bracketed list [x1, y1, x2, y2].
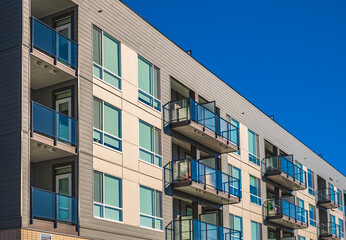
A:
[93, 98, 122, 151]
[227, 115, 240, 155]
[93, 27, 121, 89]
[307, 169, 315, 196]
[250, 175, 261, 206]
[228, 165, 242, 197]
[309, 204, 316, 227]
[337, 188, 343, 211]
[138, 56, 161, 111]
[296, 162, 304, 183]
[339, 218, 344, 238]
[298, 236, 306, 240]
[230, 214, 243, 239]
[251, 221, 261, 240]
[248, 130, 260, 166]
[330, 184, 336, 202]
[140, 186, 162, 230]
[139, 120, 162, 167]
[297, 198, 306, 223]
[93, 171, 122, 222]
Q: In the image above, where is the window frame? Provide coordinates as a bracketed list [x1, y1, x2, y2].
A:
[93, 26, 122, 90]
[139, 185, 163, 231]
[309, 204, 316, 227]
[307, 169, 315, 196]
[251, 221, 262, 240]
[138, 55, 161, 112]
[93, 98, 122, 152]
[226, 115, 241, 155]
[230, 214, 243, 239]
[138, 119, 162, 167]
[248, 129, 260, 166]
[249, 175, 261, 206]
[93, 171, 123, 223]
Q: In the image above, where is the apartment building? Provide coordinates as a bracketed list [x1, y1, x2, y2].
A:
[0, 0, 345, 239]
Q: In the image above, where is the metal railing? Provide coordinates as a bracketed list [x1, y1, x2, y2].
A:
[31, 101, 78, 147]
[163, 98, 239, 146]
[261, 156, 306, 185]
[31, 17, 78, 70]
[169, 158, 241, 199]
[317, 188, 339, 206]
[264, 199, 308, 225]
[318, 222, 341, 238]
[30, 187, 78, 229]
[166, 218, 242, 240]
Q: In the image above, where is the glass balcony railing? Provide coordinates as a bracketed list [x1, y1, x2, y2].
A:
[166, 218, 242, 240]
[170, 158, 241, 199]
[31, 101, 77, 147]
[265, 199, 308, 225]
[319, 222, 341, 238]
[317, 188, 339, 206]
[31, 17, 78, 70]
[262, 156, 306, 185]
[31, 187, 78, 226]
[163, 98, 239, 147]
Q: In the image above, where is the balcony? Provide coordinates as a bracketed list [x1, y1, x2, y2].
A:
[163, 99, 239, 154]
[30, 187, 78, 232]
[166, 218, 241, 240]
[317, 188, 339, 209]
[31, 17, 78, 81]
[262, 156, 307, 191]
[165, 158, 241, 205]
[30, 101, 78, 160]
[319, 222, 342, 239]
[264, 199, 308, 229]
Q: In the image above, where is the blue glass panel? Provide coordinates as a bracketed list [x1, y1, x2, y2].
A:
[33, 19, 56, 56]
[32, 188, 55, 220]
[33, 103, 55, 137]
[57, 113, 76, 145]
[57, 194, 77, 224]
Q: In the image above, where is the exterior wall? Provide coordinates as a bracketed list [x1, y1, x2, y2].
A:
[0, 0, 23, 229]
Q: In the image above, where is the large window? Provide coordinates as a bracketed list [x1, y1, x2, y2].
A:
[229, 165, 242, 196]
[339, 218, 344, 238]
[337, 188, 343, 211]
[140, 186, 162, 230]
[248, 130, 260, 166]
[251, 221, 261, 240]
[93, 98, 122, 151]
[230, 214, 243, 239]
[93, 27, 121, 89]
[227, 115, 240, 155]
[309, 204, 316, 227]
[93, 171, 122, 222]
[138, 56, 161, 111]
[297, 198, 305, 223]
[139, 120, 162, 167]
[307, 169, 315, 196]
[296, 162, 304, 183]
[250, 175, 261, 206]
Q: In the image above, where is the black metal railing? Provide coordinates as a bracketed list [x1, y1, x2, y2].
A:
[317, 188, 339, 207]
[319, 222, 341, 238]
[163, 98, 239, 146]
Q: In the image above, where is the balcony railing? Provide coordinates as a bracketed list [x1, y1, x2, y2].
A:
[163, 98, 239, 147]
[31, 101, 78, 147]
[168, 158, 241, 200]
[166, 218, 242, 240]
[264, 199, 308, 229]
[30, 187, 78, 228]
[261, 156, 307, 190]
[319, 222, 341, 239]
[317, 188, 339, 209]
[31, 17, 78, 70]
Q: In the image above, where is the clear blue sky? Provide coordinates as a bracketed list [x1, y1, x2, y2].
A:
[122, 0, 346, 175]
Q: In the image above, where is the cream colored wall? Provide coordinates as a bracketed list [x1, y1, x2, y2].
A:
[92, 42, 163, 228]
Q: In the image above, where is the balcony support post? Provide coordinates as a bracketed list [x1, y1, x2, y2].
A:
[30, 101, 33, 138]
[54, 193, 58, 228]
[54, 31, 58, 65]
[30, 187, 33, 224]
[30, 17, 34, 52]
[54, 111, 57, 146]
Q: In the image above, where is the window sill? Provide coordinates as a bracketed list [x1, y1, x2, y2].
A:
[139, 225, 164, 232]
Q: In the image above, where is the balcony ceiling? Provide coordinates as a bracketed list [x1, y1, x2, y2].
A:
[31, 0, 76, 19]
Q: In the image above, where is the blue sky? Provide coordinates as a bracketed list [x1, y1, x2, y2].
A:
[122, 0, 346, 175]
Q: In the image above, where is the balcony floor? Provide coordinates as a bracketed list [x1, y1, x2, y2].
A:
[171, 120, 238, 154]
[31, 51, 76, 90]
[319, 234, 341, 240]
[267, 215, 308, 229]
[266, 171, 307, 191]
[173, 180, 240, 205]
[318, 200, 339, 209]
[30, 135, 76, 162]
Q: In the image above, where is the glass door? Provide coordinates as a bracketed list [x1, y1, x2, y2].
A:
[55, 90, 72, 143]
[55, 166, 72, 222]
[55, 16, 72, 64]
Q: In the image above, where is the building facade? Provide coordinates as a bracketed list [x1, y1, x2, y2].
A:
[0, 0, 345, 239]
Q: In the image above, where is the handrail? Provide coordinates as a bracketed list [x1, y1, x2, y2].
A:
[171, 158, 241, 198]
[262, 156, 306, 184]
[166, 218, 242, 240]
[317, 188, 339, 204]
[318, 222, 341, 237]
[31, 187, 78, 229]
[264, 198, 308, 224]
[31, 101, 78, 147]
[163, 98, 240, 146]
